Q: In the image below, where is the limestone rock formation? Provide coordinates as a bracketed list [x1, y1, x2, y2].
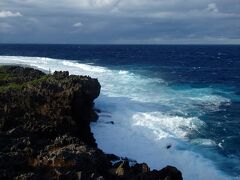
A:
[0, 66, 183, 180]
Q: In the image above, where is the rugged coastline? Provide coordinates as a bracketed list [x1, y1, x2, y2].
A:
[0, 65, 182, 180]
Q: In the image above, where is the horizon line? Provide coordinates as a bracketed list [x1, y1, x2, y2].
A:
[0, 43, 240, 46]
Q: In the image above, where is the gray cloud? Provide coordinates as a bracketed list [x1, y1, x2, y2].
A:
[0, 10, 22, 18]
[0, 0, 239, 44]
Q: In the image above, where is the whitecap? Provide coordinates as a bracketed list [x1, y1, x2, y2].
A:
[0, 55, 232, 180]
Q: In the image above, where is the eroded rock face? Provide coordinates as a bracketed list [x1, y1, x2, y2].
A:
[0, 66, 100, 145]
[0, 66, 183, 180]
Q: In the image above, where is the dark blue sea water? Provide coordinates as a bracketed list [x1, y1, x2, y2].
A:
[0, 44, 240, 179]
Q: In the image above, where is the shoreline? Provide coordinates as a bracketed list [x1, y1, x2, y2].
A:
[0, 65, 182, 180]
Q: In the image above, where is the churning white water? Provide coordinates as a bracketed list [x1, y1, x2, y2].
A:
[0, 56, 232, 180]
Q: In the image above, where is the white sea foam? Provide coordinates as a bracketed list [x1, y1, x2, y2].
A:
[132, 112, 204, 139]
[191, 138, 217, 146]
[92, 95, 229, 180]
[62, 60, 108, 73]
[118, 70, 129, 74]
[0, 56, 232, 180]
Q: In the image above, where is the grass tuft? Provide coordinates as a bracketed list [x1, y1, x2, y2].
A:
[0, 66, 51, 93]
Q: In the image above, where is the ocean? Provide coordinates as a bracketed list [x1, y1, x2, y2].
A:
[0, 44, 239, 179]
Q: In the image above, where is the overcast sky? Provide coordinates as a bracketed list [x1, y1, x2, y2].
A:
[0, 0, 239, 44]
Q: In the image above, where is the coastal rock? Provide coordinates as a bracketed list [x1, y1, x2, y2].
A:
[0, 66, 100, 145]
[0, 66, 183, 180]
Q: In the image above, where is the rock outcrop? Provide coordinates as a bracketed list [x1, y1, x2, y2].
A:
[0, 66, 183, 180]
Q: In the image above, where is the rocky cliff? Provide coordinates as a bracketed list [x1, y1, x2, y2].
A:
[0, 66, 183, 180]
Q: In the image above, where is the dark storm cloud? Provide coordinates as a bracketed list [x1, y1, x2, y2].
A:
[0, 0, 239, 44]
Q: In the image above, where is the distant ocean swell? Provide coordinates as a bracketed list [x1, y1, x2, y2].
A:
[0, 56, 238, 180]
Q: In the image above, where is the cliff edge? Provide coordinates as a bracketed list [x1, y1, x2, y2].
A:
[0, 66, 182, 180]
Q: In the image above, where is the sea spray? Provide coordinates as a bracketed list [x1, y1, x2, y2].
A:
[0, 55, 234, 179]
